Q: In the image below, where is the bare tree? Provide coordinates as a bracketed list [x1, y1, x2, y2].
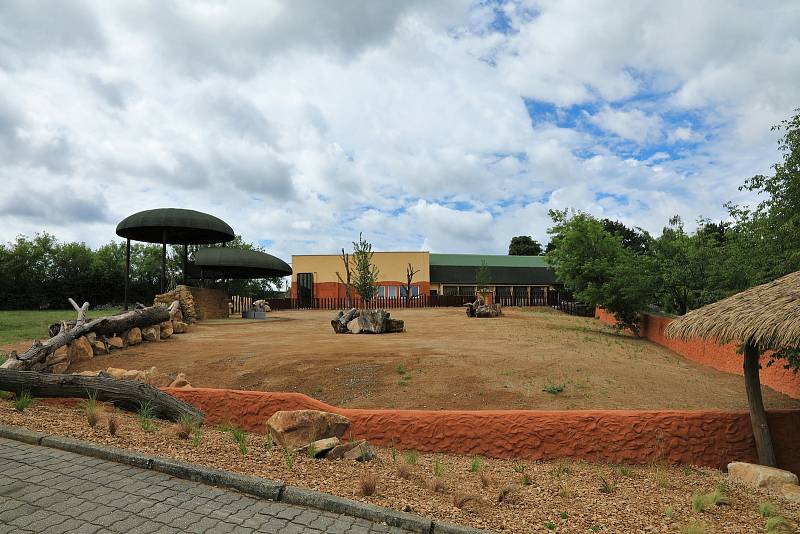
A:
[404, 263, 420, 307]
[335, 248, 353, 309]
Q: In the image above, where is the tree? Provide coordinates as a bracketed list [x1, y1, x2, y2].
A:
[476, 260, 492, 301]
[404, 263, 420, 307]
[600, 219, 651, 254]
[351, 233, 379, 302]
[508, 236, 542, 256]
[546, 209, 657, 334]
[336, 248, 353, 308]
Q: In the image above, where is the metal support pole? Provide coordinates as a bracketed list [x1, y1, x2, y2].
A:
[183, 244, 188, 285]
[124, 238, 130, 311]
[161, 230, 167, 293]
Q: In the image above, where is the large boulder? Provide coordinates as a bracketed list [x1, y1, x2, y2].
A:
[123, 327, 142, 346]
[266, 410, 350, 449]
[45, 347, 68, 367]
[67, 336, 93, 363]
[106, 367, 127, 379]
[298, 437, 341, 458]
[782, 483, 800, 503]
[160, 321, 173, 339]
[107, 336, 124, 350]
[727, 462, 799, 489]
[92, 340, 108, 355]
[141, 326, 160, 342]
[168, 373, 191, 388]
[172, 321, 188, 334]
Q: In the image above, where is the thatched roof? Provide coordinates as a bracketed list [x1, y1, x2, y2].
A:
[664, 270, 800, 351]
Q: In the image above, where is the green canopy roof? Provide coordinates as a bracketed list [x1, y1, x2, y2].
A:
[429, 254, 550, 268]
[116, 208, 235, 245]
[191, 247, 292, 279]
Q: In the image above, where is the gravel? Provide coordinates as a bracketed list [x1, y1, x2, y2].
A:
[1, 399, 798, 533]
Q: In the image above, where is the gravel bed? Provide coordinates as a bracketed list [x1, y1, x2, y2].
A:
[0, 399, 797, 533]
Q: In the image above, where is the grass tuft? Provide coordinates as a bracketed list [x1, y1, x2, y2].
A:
[598, 475, 615, 494]
[480, 470, 492, 488]
[229, 427, 248, 455]
[544, 520, 556, 530]
[427, 477, 447, 493]
[681, 523, 705, 534]
[453, 492, 480, 509]
[265, 430, 273, 450]
[766, 516, 792, 533]
[176, 414, 197, 440]
[432, 460, 445, 477]
[358, 471, 378, 496]
[192, 427, 202, 447]
[759, 502, 778, 518]
[497, 484, 520, 504]
[137, 401, 156, 432]
[14, 390, 33, 412]
[283, 447, 296, 469]
[397, 463, 413, 480]
[404, 450, 419, 465]
[107, 410, 118, 436]
[542, 381, 565, 394]
[84, 390, 99, 428]
[469, 456, 483, 473]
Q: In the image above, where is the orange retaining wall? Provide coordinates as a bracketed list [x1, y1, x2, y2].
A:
[595, 307, 800, 399]
[164, 388, 800, 476]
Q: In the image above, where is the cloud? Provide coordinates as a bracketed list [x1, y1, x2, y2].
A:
[588, 106, 663, 144]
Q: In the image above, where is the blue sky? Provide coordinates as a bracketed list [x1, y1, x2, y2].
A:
[0, 0, 798, 260]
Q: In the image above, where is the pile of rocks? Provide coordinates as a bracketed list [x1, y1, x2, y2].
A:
[45, 302, 190, 374]
[266, 409, 375, 461]
[154, 285, 197, 324]
[74, 366, 192, 388]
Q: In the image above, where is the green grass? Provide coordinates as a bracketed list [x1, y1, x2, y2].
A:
[14, 391, 33, 412]
[759, 502, 778, 518]
[0, 308, 123, 345]
[137, 401, 157, 432]
[542, 381, 565, 394]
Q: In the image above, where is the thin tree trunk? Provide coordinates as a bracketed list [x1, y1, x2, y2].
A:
[743, 343, 777, 466]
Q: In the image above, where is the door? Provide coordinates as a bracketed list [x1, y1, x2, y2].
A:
[297, 273, 314, 308]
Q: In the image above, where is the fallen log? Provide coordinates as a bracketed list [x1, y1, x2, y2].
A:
[0, 369, 203, 423]
[358, 309, 404, 334]
[331, 308, 360, 334]
[2, 302, 170, 371]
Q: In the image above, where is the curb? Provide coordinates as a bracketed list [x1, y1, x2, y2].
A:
[0, 424, 488, 534]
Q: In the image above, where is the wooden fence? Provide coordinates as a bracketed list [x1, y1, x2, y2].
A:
[267, 294, 475, 311]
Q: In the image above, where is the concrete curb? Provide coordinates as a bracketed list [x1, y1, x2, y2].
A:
[0, 424, 489, 534]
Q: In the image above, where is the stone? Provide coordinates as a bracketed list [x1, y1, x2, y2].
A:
[123, 370, 143, 381]
[326, 439, 375, 461]
[727, 462, 799, 490]
[781, 483, 800, 503]
[172, 320, 187, 334]
[48, 361, 69, 374]
[85, 332, 96, 343]
[160, 321, 173, 339]
[347, 318, 362, 334]
[107, 336, 124, 350]
[106, 367, 127, 379]
[75, 371, 99, 377]
[266, 410, 350, 449]
[123, 327, 142, 346]
[298, 437, 341, 457]
[168, 373, 191, 388]
[67, 336, 93, 363]
[45, 347, 68, 366]
[92, 341, 108, 355]
[141, 326, 160, 342]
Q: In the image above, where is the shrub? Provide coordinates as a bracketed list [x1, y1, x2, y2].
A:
[137, 401, 156, 432]
[84, 390, 99, 428]
[544, 520, 556, 530]
[358, 472, 378, 496]
[543, 382, 565, 394]
[14, 390, 33, 412]
[559, 511, 569, 519]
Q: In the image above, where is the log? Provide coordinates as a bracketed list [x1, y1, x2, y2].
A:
[0, 369, 203, 423]
[331, 308, 360, 334]
[2, 304, 170, 371]
[357, 309, 404, 333]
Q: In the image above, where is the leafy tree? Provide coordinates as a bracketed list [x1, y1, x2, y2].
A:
[351, 233, 379, 302]
[600, 219, 652, 254]
[476, 260, 492, 299]
[508, 236, 543, 256]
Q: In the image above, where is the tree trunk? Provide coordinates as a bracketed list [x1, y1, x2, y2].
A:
[743, 343, 777, 466]
[3, 305, 170, 371]
[331, 308, 360, 334]
[0, 369, 203, 423]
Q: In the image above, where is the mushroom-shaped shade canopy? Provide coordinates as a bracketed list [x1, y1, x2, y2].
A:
[116, 208, 235, 245]
[193, 247, 292, 279]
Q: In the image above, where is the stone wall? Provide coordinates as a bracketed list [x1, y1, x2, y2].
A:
[164, 388, 800, 476]
[595, 307, 800, 399]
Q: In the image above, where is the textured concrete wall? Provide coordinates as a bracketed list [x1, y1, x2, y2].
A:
[187, 287, 229, 320]
[164, 387, 800, 476]
[595, 307, 800, 399]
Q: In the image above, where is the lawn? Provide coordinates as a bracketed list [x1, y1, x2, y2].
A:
[0, 308, 123, 347]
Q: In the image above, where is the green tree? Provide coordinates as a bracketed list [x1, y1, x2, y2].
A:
[600, 219, 651, 254]
[351, 233, 379, 302]
[508, 236, 543, 256]
[476, 260, 492, 299]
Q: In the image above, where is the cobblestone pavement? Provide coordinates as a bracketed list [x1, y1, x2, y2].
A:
[0, 437, 412, 534]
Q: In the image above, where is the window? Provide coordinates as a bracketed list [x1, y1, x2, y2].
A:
[377, 286, 386, 298]
[458, 286, 476, 296]
[496, 286, 512, 298]
[400, 286, 420, 298]
[443, 286, 458, 296]
[387, 286, 398, 298]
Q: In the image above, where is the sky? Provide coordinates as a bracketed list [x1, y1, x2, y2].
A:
[1, 0, 799, 262]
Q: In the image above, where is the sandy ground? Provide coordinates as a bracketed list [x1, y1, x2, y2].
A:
[2, 401, 799, 533]
[54, 307, 800, 411]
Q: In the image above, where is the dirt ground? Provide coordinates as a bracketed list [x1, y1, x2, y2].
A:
[61, 307, 800, 411]
[2, 401, 798, 534]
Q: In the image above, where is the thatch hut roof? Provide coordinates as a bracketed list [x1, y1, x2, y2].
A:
[664, 270, 800, 351]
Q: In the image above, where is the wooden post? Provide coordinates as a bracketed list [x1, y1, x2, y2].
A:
[743, 343, 777, 466]
[124, 238, 130, 311]
[160, 230, 167, 293]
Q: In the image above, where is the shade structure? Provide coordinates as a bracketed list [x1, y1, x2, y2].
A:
[664, 270, 800, 352]
[191, 247, 292, 279]
[116, 208, 235, 245]
[115, 208, 236, 308]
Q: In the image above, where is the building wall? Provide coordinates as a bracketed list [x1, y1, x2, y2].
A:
[596, 307, 800, 399]
[291, 252, 431, 298]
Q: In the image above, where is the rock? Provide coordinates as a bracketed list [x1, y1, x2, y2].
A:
[160, 321, 173, 339]
[727, 462, 799, 489]
[107, 336, 124, 350]
[141, 326, 160, 342]
[123, 370, 143, 381]
[75, 371, 99, 377]
[92, 340, 108, 355]
[48, 361, 69, 374]
[781, 483, 800, 503]
[45, 347, 68, 366]
[298, 437, 341, 457]
[67, 336, 93, 363]
[172, 320, 188, 334]
[106, 367, 126, 379]
[266, 410, 350, 449]
[168, 373, 191, 388]
[347, 318, 362, 334]
[85, 332, 96, 343]
[123, 327, 142, 346]
[326, 439, 375, 461]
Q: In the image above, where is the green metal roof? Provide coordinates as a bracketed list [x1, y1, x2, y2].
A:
[191, 247, 292, 279]
[116, 208, 235, 245]
[429, 254, 550, 268]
